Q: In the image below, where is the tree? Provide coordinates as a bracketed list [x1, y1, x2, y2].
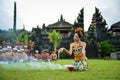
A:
[0, 34, 5, 44]
[100, 40, 116, 57]
[6, 30, 17, 43]
[48, 30, 62, 52]
[85, 24, 95, 44]
[20, 31, 28, 44]
[28, 33, 36, 42]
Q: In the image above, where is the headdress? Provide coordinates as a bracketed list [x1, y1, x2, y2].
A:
[75, 27, 83, 38]
[75, 27, 83, 33]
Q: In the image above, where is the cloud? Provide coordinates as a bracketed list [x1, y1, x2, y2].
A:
[0, 0, 14, 30]
[96, 0, 120, 28]
[0, 0, 120, 31]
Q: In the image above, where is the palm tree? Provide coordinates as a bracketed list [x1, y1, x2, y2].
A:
[48, 30, 62, 52]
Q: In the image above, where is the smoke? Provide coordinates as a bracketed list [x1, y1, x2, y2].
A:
[0, 62, 67, 70]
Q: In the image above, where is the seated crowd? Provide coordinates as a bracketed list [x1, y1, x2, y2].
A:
[0, 45, 57, 62]
[34, 50, 57, 61]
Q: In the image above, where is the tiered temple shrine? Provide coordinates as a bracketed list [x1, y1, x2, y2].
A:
[86, 7, 108, 58]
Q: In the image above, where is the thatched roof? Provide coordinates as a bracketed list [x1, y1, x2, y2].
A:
[109, 21, 120, 32]
[47, 15, 73, 29]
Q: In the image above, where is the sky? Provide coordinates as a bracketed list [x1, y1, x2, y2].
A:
[0, 0, 120, 31]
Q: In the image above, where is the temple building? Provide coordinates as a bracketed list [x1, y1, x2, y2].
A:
[32, 8, 84, 53]
[86, 7, 109, 58]
[109, 21, 120, 36]
[73, 8, 84, 40]
[92, 7, 108, 42]
[46, 15, 73, 39]
[47, 15, 73, 31]
[86, 7, 120, 58]
[109, 21, 120, 51]
[73, 8, 84, 32]
[32, 15, 74, 53]
[1, 4, 120, 58]
[47, 14, 73, 50]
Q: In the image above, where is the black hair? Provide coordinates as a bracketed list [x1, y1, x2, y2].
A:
[75, 32, 83, 38]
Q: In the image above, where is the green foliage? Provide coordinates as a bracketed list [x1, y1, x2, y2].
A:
[0, 30, 17, 44]
[60, 52, 67, 59]
[60, 51, 73, 59]
[100, 40, 116, 55]
[6, 30, 17, 43]
[20, 31, 28, 44]
[85, 25, 95, 44]
[48, 30, 62, 52]
[0, 30, 35, 44]
[0, 34, 5, 44]
[28, 33, 36, 42]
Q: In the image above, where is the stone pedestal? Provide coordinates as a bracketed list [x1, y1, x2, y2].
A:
[110, 51, 120, 60]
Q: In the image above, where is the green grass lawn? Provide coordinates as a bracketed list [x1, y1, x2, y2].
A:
[0, 59, 120, 80]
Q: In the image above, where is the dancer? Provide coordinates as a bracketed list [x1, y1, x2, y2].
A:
[59, 28, 88, 71]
